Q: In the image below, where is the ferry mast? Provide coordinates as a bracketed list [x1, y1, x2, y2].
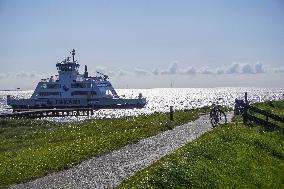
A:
[71, 49, 76, 63]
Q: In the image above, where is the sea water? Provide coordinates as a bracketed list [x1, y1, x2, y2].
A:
[0, 87, 283, 121]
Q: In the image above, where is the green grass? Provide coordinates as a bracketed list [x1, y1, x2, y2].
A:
[118, 124, 284, 189]
[249, 100, 284, 128]
[118, 101, 284, 189]
[253, 100, 284, 117]
[0, 107, 210, 188]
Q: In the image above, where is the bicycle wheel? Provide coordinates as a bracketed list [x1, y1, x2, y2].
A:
[218, 110, 227, 125]
[209, 108, 216, 119]
[211, 117, 218, 128]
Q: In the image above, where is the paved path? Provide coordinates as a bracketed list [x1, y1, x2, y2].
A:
[10, 112, 234, 189]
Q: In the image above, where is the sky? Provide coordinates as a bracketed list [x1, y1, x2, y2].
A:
[0, 0, 284, 89]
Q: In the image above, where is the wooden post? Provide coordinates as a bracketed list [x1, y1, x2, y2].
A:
[245, 92, 248, 104]
[243, 103, 248, 125]
[169, 106, 174, 121]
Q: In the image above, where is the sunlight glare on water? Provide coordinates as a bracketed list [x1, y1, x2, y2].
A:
[0, 88, 283, 122]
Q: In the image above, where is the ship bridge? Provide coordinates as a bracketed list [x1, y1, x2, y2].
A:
[56, 62, 80, 72]
[56, 49, 80, 72]
[56, 49, 80, 81]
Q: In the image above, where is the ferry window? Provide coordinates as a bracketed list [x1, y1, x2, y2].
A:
[106, 90, 114, 96]
[71, 91, 97, 96]
[56, 100, 63, 104]
[71, 83, 80, 88]
[38, 92, 61, 96]
[71, 83, 92, 88]
[71, 91, 87, 96]
[64, 100, 72, 104]
[41, 83, 47, 89]
[97, 83, 108, 87]
[73, 100, 78, 104]
[47, 84, 61, 89]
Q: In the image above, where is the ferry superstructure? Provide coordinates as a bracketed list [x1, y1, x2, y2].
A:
[7, 49, 146, 110]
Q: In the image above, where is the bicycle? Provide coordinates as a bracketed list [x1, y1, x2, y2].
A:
[210, 100, 227, 128]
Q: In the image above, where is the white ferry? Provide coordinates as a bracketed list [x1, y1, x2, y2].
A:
[7, 50, 146, 110]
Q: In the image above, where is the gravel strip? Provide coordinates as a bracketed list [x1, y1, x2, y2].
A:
[10, 112, 234, 189]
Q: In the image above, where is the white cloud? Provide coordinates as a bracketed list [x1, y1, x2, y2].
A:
[160, 61, 178, 75]
[95, 66, 109, 75]
[0, 71, 43, 81]
[134, 68, 151, 76]
[216, 68, 225, 75]
[107, 70, 116, 77]
[199, 67, 214, 74]
[30, 73, 36, 78]
[15, 71, 29, 78]
[117, 69, 130, 77]
[225, 63, 239, 74]
[273, 66, 284, 73]
[3, 62, 278, 82]
[223, 62, 267, 74]
[254, 62, 264, 73]
[148, 62, 282, 76]
[6, 72, 12, 77]
[152, 68, 159, 75]
[180, 66, 196, 75]
[241, 64, 254, 74]
[92, 66, 117, 77]
[0, 73, 4, 80]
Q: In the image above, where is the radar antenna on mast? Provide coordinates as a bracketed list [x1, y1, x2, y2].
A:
[70, 49, 76, 63]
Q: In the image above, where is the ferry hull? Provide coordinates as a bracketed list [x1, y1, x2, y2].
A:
[7, 97, 146, 111]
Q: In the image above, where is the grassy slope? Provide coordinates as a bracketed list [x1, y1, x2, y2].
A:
[254, 100, 284, 117]
[250, 100, 284, 128]
[118, 100, 284, 189]
[0, 107, 210, 188]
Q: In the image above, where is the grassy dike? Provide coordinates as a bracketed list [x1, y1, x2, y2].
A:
[118, 100, 284, 189]
[0, 107, 211, 188]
